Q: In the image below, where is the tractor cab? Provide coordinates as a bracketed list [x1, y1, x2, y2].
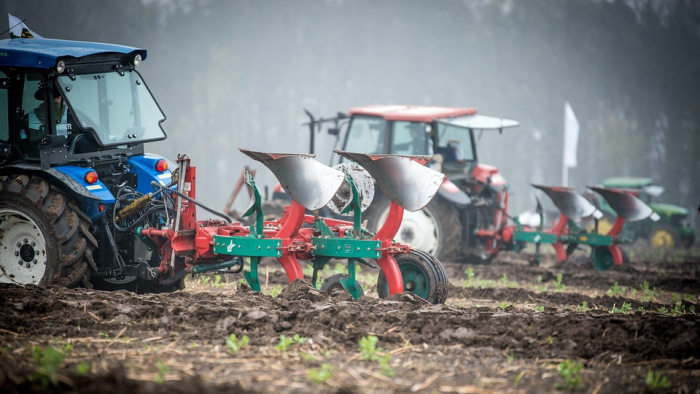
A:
[337, 105, 518, 179]
[0, 38, 166, 170]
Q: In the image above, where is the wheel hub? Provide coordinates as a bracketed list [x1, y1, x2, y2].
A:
[19, 243, 36, 262]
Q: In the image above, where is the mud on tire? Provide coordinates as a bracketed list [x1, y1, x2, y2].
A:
[0, 175, 97, 287]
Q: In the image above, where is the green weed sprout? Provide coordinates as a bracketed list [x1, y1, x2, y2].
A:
[556, 359, 584, 390]
[265, 285, 282, 298]
[645, 369, 669, 390]
[155, 359, 169, 384]
[226, 334, 250, 354]
[31, 344, 73, 389]
[577, 301, 588, 312]
[358, 335, 381, 361]
[554, 273, 566, 292]
[276, 334, 308, 352]
[308, 363, 333, 384]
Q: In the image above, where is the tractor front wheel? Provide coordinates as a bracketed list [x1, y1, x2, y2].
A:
[648, 223, 681, 249]
[376, 250, 448, 304]
[0, 175, 96, 286]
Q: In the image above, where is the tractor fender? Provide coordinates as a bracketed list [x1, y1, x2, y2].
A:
[1, 162, 115, 222]
[436, 178, 470, 208]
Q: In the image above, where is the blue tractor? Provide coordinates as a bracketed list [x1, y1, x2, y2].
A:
[0, 37, 181, 292]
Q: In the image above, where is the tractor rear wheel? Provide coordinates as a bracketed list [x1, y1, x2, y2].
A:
[0, 175, 96, 287]
[320, 273, 365, 297]
[648, 223, 680, 249]
[376, 250, 448, 304]
[365, 195, 461, 262]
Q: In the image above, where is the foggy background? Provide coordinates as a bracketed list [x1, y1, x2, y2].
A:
[4, 0, 699, 227]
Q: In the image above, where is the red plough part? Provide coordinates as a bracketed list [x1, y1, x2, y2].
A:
[511, 184, 657, 270]
[138, 149, 449, 303]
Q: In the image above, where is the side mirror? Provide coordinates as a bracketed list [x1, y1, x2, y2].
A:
[327, 127, 340, 136]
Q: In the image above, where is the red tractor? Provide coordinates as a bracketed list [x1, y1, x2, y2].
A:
[264, 105, 520, 262]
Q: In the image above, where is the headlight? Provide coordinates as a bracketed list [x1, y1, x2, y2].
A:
[56, 60, 66, 73]
[133, 54, 142, 67]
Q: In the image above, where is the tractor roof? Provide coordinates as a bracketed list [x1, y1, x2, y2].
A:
[0, 38, 146, 68]
[602, 177, 654, 189]
[349, 105, 477, 122]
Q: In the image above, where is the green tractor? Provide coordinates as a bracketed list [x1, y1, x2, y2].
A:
[591, 177, 694, 249]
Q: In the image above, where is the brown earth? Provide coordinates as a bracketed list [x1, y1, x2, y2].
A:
[1, 246, 699, 393]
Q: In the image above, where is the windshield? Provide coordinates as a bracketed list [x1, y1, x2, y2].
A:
[434, 122, 476, 161]
[342, 115, 387, 157]
[57, 70, 166, 147]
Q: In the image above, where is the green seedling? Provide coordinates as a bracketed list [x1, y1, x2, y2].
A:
[308, 363, 333, 384]
[535, 305, 545, 313]
[657, 306, 668, 314]
[463, 267, 475, 287]
[640, 281, 656, 302]
[546, 336, 553, 345]
[645, 369, 669, 390]
[499, 302, 512, 309]
[612, 302, 633, 314]
[264, 285, 282, 298]
[276, 334, 308, 352]
[31, 344, 73, 389]
[556, 359, 584, 390]
[513, 371, 525, 386]
[300, 352, 317, 362]
[358, 335, 382, 361]
[214, 274, 223, 287]
[577, 301, 588, 312]
[226, 334, 249, 354]
[200, 276, 211, 286]
[554, 273, 566, 292]
[608, 282, 625, 296]
[379, 353, 394, 378]
[155, 359, 169, 384]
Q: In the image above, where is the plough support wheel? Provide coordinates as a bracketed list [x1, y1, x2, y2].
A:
[377, 250, 448, 304]
[591, 246, 629, 271]
[320, 273, 365, 298]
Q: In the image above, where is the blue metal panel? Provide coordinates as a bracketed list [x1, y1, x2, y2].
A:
[128, 154, 172, 194]
[54, 165, 115, 221]
[0, 38, 146, 68]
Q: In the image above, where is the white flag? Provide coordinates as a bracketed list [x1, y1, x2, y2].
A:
[563, 102, 579, 168]
[8, 14, 42, 39]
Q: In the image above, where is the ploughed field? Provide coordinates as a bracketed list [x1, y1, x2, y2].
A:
[1, 247, 699, 393]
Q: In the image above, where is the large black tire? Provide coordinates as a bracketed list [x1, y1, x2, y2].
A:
[320, 273, 365, 297]
[364, 194, 461, 262]
[376, 250, 449, 304]
[647, 223, 681, 249]
[0, 175, 97, 287]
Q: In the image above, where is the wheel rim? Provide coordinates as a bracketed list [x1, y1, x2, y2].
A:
[378, 206, 439, 255]
[650, 229, 674, 248]
[398, 261, 430, 300]
[592, 247, 614, 271]
[0, 209, 49, 284]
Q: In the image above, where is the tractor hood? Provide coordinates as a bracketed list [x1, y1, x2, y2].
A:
[649, 203, 688, 217]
